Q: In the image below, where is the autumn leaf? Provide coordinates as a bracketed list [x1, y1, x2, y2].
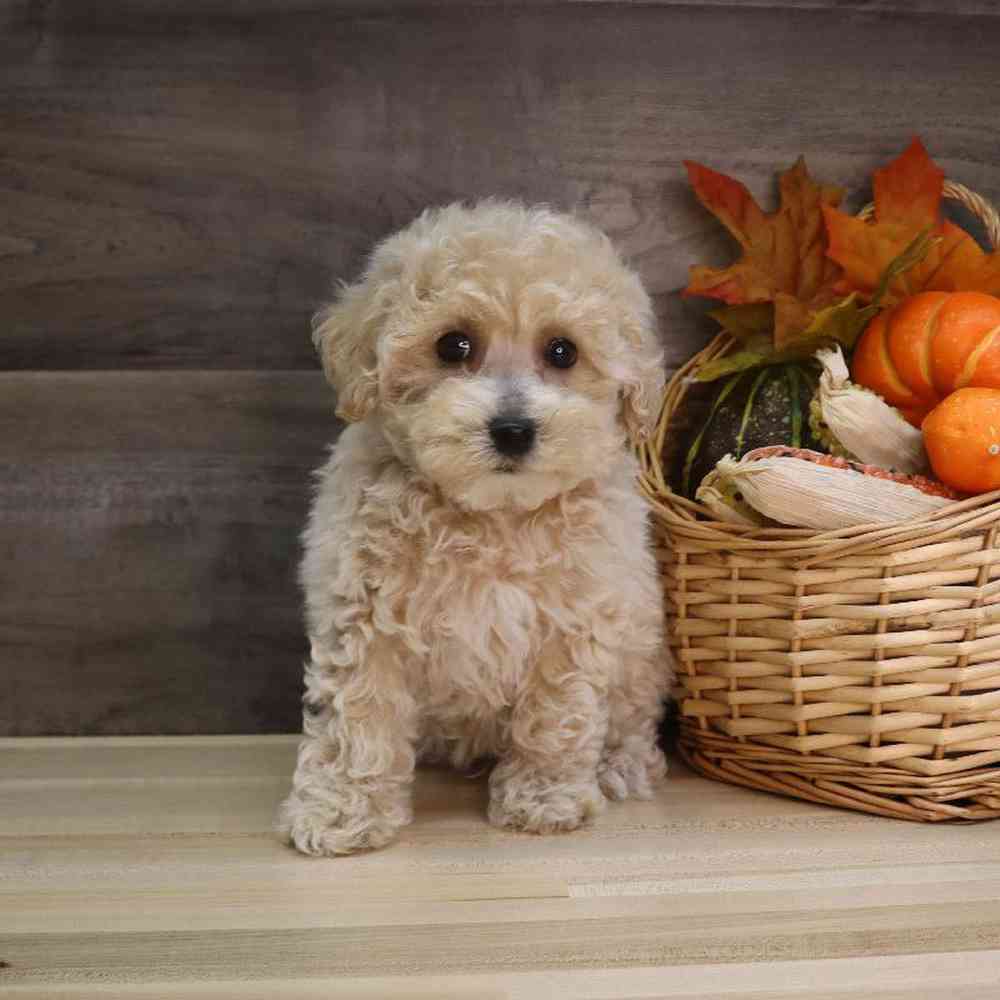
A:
[693, 335, 779, 382]
[683, 157, 845, 343]
[694, 232, 935, 382]
[874, 136, 944, 226]
[823, 138, 1000, 302]
[707, 302, 774, 340]
[684, 145, 972, 384]
[800, 230, 938, 345]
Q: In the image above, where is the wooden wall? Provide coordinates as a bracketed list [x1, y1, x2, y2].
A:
[4, 0, 1000, 735]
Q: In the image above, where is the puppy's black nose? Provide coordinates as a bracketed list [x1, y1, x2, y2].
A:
[489, 416, 536, 458]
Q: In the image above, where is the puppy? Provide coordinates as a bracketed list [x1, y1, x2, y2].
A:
[278, 200, 671, 855]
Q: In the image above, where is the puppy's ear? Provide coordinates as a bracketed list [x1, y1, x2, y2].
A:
[312, 275, 391, 423]
[618, 294, 666, 446]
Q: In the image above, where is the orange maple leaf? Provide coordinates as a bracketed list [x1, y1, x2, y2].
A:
[823, 138, 1000, 302]
[683, 158, 845, 344]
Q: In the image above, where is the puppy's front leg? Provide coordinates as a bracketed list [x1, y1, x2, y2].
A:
[488, 642, 607, 835]
[278, 637, 418, 856]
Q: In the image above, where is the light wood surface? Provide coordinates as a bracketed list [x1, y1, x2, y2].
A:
[2, 736, 999, 997]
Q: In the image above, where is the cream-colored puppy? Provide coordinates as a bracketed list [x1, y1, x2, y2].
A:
[278, 200, 670, 855]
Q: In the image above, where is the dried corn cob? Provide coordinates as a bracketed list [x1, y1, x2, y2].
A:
[711, 446, 961, 529]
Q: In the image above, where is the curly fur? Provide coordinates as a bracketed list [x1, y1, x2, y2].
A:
[278, 200, 672, 855]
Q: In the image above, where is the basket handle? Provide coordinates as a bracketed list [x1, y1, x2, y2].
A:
[856, 179, 1000, 251]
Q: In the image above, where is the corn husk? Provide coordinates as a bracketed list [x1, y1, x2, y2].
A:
[712, 447, 957, 529]
[695, 466, 768, 526]
[810, 346, 928, 474]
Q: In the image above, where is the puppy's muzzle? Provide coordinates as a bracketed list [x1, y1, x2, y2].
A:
[489, 415, 536, 459]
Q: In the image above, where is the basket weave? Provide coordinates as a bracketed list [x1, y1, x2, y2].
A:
[639, 180, 1000, 822]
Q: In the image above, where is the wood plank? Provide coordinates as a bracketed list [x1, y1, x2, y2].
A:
[0, 373, 337, 736]
[1, 742, 825, 836]
[0, 734, 301, 783]
[0, 735, 301, 782]
[8, 873, 1000, 934]
[8, 1, 998, 13]
[4, 956, 1000, 999]
[5, 3, 1000, 371]
[4, 899, 1000, 981]
[4, 737, 1000, 995]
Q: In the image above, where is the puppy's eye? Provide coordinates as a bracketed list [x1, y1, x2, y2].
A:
[436, 331, 474, 364]
[544, 337, 578, 370]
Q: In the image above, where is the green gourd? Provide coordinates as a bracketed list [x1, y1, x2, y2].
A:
[675, 362, 823, 499]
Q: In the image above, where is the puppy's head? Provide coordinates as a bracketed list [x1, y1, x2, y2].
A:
[314, 200, 663, 511]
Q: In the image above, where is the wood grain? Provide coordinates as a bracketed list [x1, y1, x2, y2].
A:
[4, 970, 1000, 1000]
[5, 2, 1000, 371]
[6, 1, 1000, 12]
[5, 0, 1000, 736]
[2, 737, 1000, 996]
[0, 374, 337, 736]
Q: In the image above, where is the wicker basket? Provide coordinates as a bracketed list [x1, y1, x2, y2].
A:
[638, 181, 1000, 822]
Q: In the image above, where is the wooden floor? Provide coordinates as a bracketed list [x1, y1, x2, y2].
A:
[2, 737, 1000, 998]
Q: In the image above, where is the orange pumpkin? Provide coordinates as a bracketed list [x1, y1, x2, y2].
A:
[923, 388, 1000, 494]
[852, 291, 1000, 426]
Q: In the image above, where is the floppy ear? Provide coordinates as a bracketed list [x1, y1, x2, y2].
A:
[312, 275, 392, 423]
[618, 291, 666, 446]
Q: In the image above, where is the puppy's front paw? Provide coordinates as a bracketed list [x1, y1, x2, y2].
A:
[597, 743, 668, 802]
[277, 791, 407, 856]
[488, 768, 604, 835]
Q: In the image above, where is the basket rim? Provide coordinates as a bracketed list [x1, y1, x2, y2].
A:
[638, 179, 1000, 562]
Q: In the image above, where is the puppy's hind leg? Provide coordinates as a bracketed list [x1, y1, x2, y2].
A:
[277, 637, 419, 856]
[598, 651, 669, 802]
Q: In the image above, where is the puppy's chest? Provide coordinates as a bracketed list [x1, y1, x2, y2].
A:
[410, 521, 565, 639]
[374, 507, 591, 691]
